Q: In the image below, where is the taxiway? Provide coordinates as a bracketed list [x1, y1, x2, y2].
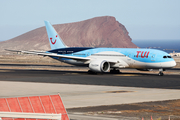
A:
[0, 65, 180, 120]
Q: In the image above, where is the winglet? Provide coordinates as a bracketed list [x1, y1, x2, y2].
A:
[44, 21, 67, 50]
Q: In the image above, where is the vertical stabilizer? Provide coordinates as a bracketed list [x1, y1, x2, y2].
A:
[44, 21, 67, 50]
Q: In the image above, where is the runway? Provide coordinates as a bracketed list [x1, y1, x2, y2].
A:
[0, 67, 180, 89]
[0, 65, 180, 120]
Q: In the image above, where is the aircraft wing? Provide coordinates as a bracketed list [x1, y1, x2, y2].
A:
[5, 49, 121, 64]
[5, 49, 90, 61]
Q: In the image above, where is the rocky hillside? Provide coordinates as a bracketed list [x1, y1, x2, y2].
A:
[0, 16, 137, 53]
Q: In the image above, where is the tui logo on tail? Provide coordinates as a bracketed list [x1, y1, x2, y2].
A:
[45, 21, 67, 49]
[50, 35, 57, 45]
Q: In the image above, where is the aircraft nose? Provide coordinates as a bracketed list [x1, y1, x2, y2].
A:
[170, 60, 176, 67]
[161, 60, 176, 68]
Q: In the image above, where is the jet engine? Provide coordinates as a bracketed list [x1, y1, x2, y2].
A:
[89, 60, 110, 73]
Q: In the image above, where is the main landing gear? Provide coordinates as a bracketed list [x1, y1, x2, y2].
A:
[158, 69, 165, 76]
[110, 68, 120, 74]
[88, 70, 97, 74]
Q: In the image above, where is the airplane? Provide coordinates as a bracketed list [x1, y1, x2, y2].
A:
[6, 21, 176, 76]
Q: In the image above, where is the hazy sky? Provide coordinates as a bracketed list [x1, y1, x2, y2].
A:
[0, 0, 180, 41]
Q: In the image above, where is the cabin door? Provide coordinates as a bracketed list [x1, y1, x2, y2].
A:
[151, 54, 156, 61]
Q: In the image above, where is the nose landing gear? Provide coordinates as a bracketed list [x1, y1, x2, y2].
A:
[158, 69, 165, 76]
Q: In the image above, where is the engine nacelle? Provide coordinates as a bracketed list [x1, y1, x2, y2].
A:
[89, 60, 110, 73]
[136, 69, 153, 71]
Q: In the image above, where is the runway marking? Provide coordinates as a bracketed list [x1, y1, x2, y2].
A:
[105, 90, 135, 93]
[63, 73, 143, 76]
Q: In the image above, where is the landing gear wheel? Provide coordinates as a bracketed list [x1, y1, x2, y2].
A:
[158, 68, 165, 76]
[158, 72, 164, 76]
[110, 69, 120, 74]
[88, 70, 97, 74]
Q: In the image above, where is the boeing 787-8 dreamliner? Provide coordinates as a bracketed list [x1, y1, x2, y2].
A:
[6, 21, 176, 76]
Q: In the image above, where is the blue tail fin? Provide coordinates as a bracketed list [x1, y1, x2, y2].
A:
[44, 21, 67, 50]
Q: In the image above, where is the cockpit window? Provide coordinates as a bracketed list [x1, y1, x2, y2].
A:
[163, 56, 172, 58]
[167, 56, 172, 58]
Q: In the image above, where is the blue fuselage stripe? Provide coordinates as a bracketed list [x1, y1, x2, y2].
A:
[47, 47, 174, 63]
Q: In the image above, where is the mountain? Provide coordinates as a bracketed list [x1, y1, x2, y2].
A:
[0, 16, 137, 53]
